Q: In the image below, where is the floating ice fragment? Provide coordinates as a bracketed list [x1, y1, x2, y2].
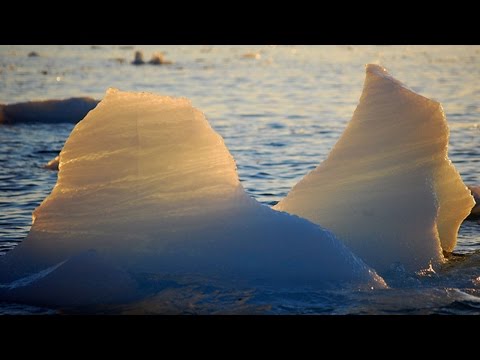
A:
[44, 155, 60, 171]
[0, 88, 385, 306]
[275, 64, 475, 273]
[467, 185, 480, 218]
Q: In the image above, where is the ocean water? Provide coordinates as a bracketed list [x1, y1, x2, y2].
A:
[0, 45, 479, 314]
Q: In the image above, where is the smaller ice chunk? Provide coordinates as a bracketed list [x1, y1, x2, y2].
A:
[149, 52, 173, 65]
[467, 186, 480, 218]
[131, 51, 145, 65]
[44, 155, 60, 171]
[275, 64, 474, 273]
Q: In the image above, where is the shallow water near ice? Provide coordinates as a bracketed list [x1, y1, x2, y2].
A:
[0, 45, 479, 314]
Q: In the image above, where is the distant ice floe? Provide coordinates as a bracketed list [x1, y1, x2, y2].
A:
[131, 50, 173, 65]
[0, 88, 384, 307]
[131, 50, 145, 65]
[148, 52, 173, 65]
[275, 64, 475, 274]
[242, 52, 261, 59]
[0, 97, 99, 124]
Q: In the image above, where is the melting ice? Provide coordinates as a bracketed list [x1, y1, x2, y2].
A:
[0, 89, 384, 307]
[0, 65, 474, 310]
[275, 64, 475, 274]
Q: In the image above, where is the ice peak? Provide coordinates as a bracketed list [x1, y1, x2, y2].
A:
[365, 63, 387, 74]
[276, 65, 474, 273]
[365, 63, 408, 89]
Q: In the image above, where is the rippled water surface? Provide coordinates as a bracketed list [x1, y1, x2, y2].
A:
[0, 45, 479, 314]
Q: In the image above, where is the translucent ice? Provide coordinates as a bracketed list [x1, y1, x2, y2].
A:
[275, 65, 474, 273]
[0, 89, 384, 306]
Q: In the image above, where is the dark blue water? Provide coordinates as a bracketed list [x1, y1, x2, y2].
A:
[0, 45, 479, 314]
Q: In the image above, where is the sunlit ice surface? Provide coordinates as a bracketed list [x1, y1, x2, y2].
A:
[0, 89, 385, 308]
[275, 64, 474, 274]
[0, 45, 479, 314]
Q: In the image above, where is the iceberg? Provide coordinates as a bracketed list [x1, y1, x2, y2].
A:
[275, 64, 475, 273]
[0, 97, 99, 124]
[0, 89, 384, 306]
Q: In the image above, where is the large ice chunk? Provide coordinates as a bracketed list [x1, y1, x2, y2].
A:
[0, 89, 384, 306]
[275, 65, 474, 273]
